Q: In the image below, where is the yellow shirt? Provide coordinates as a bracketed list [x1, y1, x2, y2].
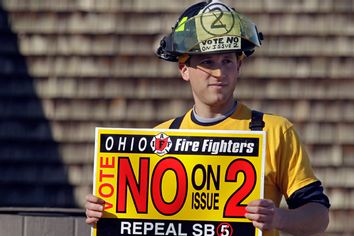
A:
[155, 102, 318, 236]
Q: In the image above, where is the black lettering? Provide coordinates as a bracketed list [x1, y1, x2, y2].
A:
[200, 192, 206, 209]
[192, 192, 219, 210]
[207, 165, 220, 190]
[192, 164, 206, 190]
[193, 192, 200, 209]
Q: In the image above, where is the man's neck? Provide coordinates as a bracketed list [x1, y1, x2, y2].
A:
[193, 99, 237, 119]
[192, 100, 237, 123]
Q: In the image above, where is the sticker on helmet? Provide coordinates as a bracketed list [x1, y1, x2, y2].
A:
[200, 2, 235, 36]
[193, 2, 242, 53]
[199, 35, 241, 52]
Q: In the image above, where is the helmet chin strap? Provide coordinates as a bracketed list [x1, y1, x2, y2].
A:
[196, 66, 222, 78]
[209, 68, 222, 78]
[178, 54, 190, 64]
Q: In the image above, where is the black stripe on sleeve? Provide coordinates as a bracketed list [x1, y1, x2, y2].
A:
[286, 181, 331, 209]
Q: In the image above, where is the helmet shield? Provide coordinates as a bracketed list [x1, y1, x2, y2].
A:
[171, 10, 261, 55]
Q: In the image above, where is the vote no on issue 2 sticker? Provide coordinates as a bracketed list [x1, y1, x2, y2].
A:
[92, 128, 266, 236]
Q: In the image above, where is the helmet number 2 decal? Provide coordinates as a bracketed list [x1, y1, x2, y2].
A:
[210, 8, 227, 30]
[201, 2, 235, 36]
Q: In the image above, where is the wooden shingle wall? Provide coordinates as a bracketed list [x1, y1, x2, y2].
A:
[0, 0, 353, 235]
[0, 208, 89, 236]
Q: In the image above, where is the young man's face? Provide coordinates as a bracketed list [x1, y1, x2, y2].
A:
[179, 52, 242, 111]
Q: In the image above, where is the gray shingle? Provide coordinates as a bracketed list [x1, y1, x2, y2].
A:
[0, 1, 353, 235]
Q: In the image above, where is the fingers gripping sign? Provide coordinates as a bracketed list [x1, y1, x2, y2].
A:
[245, 199, 276, 231]
[85, 194, 105, 225]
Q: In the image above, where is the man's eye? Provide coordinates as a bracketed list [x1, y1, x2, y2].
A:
[200, 60, 212, 65]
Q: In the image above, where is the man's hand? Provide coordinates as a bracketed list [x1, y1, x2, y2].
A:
[244, 199, 277, 231]
[245, 199, 329, 235]
[85, 194, 105, 225]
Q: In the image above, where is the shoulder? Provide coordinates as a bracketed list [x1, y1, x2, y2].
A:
[154, 110, 192, 129]
[263, 112, 293, 133]
[154, 119, 175, 129]
[237, 102, 294, 133]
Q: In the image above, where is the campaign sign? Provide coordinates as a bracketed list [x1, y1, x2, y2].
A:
[92, 128, 266, 236]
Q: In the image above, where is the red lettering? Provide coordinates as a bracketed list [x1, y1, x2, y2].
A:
[117, 157, 149, 213]
[100, 156, 115, 168]
[151, 157, 187, 215]
[97, 156, 116, 209]
[99, 169, 114, 182]
[104, 201, 113, 210]
[99, 157, 115, 187]
[99, 183, 114, 198]
[224, 159, 256, 218]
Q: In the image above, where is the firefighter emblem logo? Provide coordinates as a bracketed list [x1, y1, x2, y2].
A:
[150, 133, 172, 156]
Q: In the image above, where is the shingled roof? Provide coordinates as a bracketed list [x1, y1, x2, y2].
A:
[0, 0, 353, 234]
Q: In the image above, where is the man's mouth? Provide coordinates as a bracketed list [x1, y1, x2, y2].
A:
[209, 82, 226, 87]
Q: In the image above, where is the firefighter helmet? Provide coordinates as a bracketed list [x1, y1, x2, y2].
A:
[156, 0, 263, 62]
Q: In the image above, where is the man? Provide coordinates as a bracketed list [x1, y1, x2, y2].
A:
[86, 1, 330, 235]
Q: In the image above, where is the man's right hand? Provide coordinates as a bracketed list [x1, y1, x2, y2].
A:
[85, 194, 105, 225]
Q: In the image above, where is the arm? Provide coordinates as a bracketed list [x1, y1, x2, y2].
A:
[85, 194, 105, 225]
[253, 121, 329, 234]
[274, 201, 329, 235]
[245, 199, 329, 235]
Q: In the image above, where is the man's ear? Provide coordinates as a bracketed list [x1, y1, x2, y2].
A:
[178, 63, 190, 81]
[237, 59, 242, 71]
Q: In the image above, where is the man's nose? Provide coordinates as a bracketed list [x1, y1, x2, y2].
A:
[196, 64, 224, 78]
[209, 68, 222, 78]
